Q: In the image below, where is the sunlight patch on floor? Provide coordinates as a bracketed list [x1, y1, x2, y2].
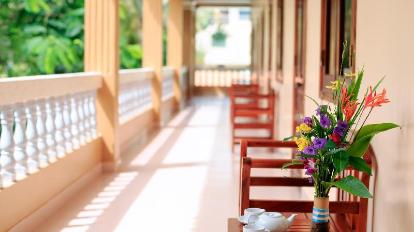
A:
[162, 127, 217, 165]
[129, 128, 175, 166]
[187, 105, 222, 127]
[114, 167, 208, 232]
[60, 172, 138, 232]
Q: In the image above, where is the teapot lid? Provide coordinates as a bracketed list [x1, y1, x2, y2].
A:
[262, 212, 283, 218]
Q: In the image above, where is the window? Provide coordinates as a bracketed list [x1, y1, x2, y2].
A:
[294, 0, 306, 80]
[320, 0, 356, 99]
[239, 9, 250, 20]
[276, 0, 284, 82]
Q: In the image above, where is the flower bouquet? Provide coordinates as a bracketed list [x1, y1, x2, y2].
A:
[284, 69, 399, 230]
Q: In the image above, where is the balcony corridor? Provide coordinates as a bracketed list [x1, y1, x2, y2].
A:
[34, 97, 239, 232]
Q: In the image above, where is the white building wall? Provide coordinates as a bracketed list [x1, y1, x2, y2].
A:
[273, 0, 414, 230]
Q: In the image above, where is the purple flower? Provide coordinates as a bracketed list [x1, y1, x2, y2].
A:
[308, 176, 314, 183]
[303, 117, 313, 126]
[303, 146, 317, 155]
[313, 138, 327, 149]
[333, 127, 345, 137]
[320, 115, 331, 128]
[337, 120, 348, 130]
[333, 121, 348, 137]
[304, 159, 316, 176]
[316, 106, 322, 116]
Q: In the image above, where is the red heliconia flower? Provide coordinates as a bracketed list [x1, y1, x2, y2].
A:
[329, 133, 341, 145]
[340, 87, 358, 122]
[364, 87, 390, 109]
[343, 100, 359, 122]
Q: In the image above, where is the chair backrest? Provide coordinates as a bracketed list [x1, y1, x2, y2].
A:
[239, 139, 377, 232]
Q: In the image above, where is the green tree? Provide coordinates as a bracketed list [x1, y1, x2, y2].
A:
[0, 0, 84, 77]
[0, 0, 145, 77]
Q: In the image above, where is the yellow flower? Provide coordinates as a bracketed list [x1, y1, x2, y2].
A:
[325, 80, 340, 90]
[295, 137, 310, 151]
[344, 72, 357, 78]
[296, 123, 312, 134]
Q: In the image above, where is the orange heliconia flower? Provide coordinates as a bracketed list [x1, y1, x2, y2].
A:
[341, 87, 359, 121]
[364, 87, 390, 109]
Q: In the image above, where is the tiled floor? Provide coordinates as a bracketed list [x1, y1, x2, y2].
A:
[34, 97, 312, 232]
[35, 97, 237, 232]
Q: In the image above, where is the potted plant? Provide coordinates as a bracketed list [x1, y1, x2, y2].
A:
[212, 24, 227, 47]
[284, 67, 399, 231]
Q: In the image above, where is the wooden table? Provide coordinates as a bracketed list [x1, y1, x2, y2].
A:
[228, 213, 349, 231]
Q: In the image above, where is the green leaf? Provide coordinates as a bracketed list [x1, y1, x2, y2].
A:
[329, 176, 372, 198]
[349, 157, 372, 175]
[348, 123, 400, 157]
[355, 123, 400, 141]
[283, 136, 295, 141]
[325, 140, 336, 150]
[282, 160, 303, 169]
[333, 151, 349, 173]
[350, 69, 364, 101]
[372, 76, 385, 92]
[305, 95, 320, 106]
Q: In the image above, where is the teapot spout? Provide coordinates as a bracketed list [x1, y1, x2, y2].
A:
[287, 214, 298, 225]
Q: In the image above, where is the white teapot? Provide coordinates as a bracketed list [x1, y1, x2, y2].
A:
[256, 212, 297, 232]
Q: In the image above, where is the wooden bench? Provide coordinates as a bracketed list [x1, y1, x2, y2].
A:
[238, 139, 377, 232]
[229, 85, 276, 151]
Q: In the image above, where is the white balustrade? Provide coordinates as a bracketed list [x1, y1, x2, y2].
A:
[119, 69, 154, 123]
[62, 96, 74, 153]
[194, 66, 251, 87]
[0, 72, 101, 188]
[0, 106, 15, 188]
[25, 101, 39, 173]
[12, 103, 27, 180]
[35, 100, 49, 168]
[54, 97, 66, 158]
[162, 67, 175, 100]
[45, 98, 58, 163]
[0, 92, 98, 188]
[88, 92, 97, 138]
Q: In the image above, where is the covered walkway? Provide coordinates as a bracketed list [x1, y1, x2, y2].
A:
[35, 97, 239, 232]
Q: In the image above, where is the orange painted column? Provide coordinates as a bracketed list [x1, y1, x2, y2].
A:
[84, 0, 120, 170]
[168, 0, 184, 107]
[143, 0, 163, 125]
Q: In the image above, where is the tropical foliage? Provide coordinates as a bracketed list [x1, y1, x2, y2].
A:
[0, 0, 144, 78]
[284, 47, 399, 198]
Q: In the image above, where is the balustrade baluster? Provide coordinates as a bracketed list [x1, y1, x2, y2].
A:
[0, 106, 15, 188]
[62, 96, 73, 152]
[25, 101, 39, 173]
[83, 93, 92, 142]
[76, 94, 86, 145]
[54, 97, 66, 158]
[36, 100, 49, 168]
[88, 92, 97, 138]
[13, 103, 28, 180]
[45, 98, 57, 163]
[70, 95, 81, 148]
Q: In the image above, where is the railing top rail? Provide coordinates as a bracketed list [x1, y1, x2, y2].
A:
[161, 66, 175, 79]
[0, 72, 102, 106]
[119, 68, 154, 85]
[195, 65, 251, 70]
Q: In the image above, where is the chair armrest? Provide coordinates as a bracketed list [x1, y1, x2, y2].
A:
[240, 139, 296, 158]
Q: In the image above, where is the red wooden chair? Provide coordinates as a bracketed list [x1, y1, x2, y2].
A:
[239, 139, 377, 232]
[229, 85, 276, 151]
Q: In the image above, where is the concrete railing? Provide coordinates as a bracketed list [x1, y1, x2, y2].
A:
[0, 72, 102, 188]
[194, 65, 251, 87]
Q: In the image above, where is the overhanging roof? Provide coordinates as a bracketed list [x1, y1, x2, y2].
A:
[185, 0, 252, 7]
